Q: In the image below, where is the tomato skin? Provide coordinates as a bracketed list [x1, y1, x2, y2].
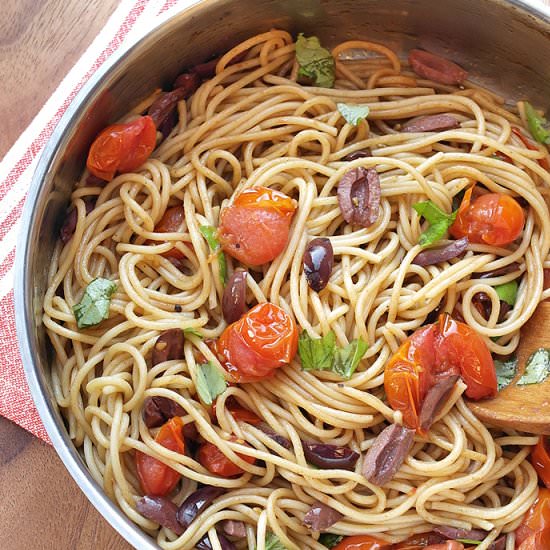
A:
[532, 437, 550, 488]
[449, 187, 525, 246]
[218, 186, 297, 266]
[87, 115, 157, 181]
[518, 529, 550, 550]
[384, 314, 496, 430]
[150, 205, 187, 262]
[198, 435, 256, 477]
[512, 127, 550, 171]
[136, 416, 185, 496]
[212, 397, 262, 425]
[216, 302, 298, 383]
[515, 488, 550, 546]
[332, 534, 391, 550]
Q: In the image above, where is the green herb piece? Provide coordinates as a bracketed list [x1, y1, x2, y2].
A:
[183, 327, 203, 339]
[494, 356, 518, 391]
[73, 277, 117, 329]
[333, 338, 369, 378]
[199, 224, 227, 285]
[298, 331, 368, 379]
[295, 33, 335, 88]
[318, 534, 344, 548]
[456, 540, 481, 546]
[299, 331, 336, 372]
[262, 531, 288, 550]
[195, 362, 227, 405]
[337, 103, 370, 126]
[413, 200, 458, 248]
[495, 280, 518, 306]
[517, 348, 550, 385]
[525, 101, 550, 145]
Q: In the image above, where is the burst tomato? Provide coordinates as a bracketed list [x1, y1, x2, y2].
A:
[332, 534, 391, 550]
[515, 488, 550, 546]
[518, 529, 550, 550]
[384, 314, 496, 430]
[218, 186, 297, 266]
[150, 205, 187, 263]
[87, 115, 157, 181]
[198, 435, 256, 477]
[136, 416, 184, 496]
[449, 187, 525, 246]
[216, 302, 298, 382]
[212, 396, 262, 425]
[512, 127, 550, 171]
[532, 437, 550, 488]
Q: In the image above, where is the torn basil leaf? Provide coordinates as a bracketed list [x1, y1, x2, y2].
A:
[262, 531, 288, 550]
[456, 540, 481, 546]
[337, 103, 370, 126]
[318, 534, 344, 548]
[184, 327, 203, 339]
[525, 101, 550, 145]
[333, 338, 369, 378]
[413, 200, 457, 248]
[299, 331, 336, 372]
[195, 362, 227, 405]
[494, 356, 518, 391]
[495, 280, 518, 306]
[199, 224, 228, 285]
[517, 348, 550, 385]
[295, 33, 335, 88]
[73, 277, 117, 329]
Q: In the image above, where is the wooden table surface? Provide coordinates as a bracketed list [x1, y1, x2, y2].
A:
[2, 1, 550, 549]
[0, 1, 132, 548]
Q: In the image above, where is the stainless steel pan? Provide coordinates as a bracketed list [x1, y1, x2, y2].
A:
[14, 1, 550, 548]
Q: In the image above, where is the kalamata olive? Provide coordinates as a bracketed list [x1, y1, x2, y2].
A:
[148, 87, 189, 129]
[402, 114, 460, 133]
[176, 486, 225, 529]
[172, 72, 201, 95]
[412, 237, 468, 266]
[474, 262, 520, 279]
[408, 49, 468, 85]
[303, 238, 333, 292]
[222, 520, 247, 538]
[152, 329, 185, 366]
[488, 536, 506, 550]
[257, 423, 292, 449]
[60, 198, 95, 244]
[196, 531, 236, 550]
[337, 167, 381, 228]
[472, 293, 511, 323]
[222, 270, 248, 323]
[344, 148, 372, 161]
[302, 442, 359, 470]
[418, 375, 459, 433]
[303, 501, 343, 531]
[136, 496, 183, 535]
[433, 525, 487, 542]
[142, 396, 186, 428]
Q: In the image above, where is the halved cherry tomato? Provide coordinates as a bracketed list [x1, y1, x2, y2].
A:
[512, 127, 550, 171]
[87, 116, 157, 181]
[216, 302, 298, 383]
[218, 186, 297, 266]
[515, 488, 550, 546]
[136, 416, 184, 496]
[532, 437, 550, 488]
[449, 187, 525, 246]
[332, 534, 391, 550]
[384, 314, 496, 430]
[149, 205, 187, 263]
[212, 396, 262, 425]
[198, 435, 256, 477]
[518, 529, 550, 550]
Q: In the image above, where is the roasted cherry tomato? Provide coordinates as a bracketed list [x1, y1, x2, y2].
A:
[198, 435, 256, 477]
[212, 396, 262, 425]
[449, 187, 525, 246]
[136, 416, 184, 496]
[515, 488, 550, 546]
[87, 115, 157, 181]
[532, 437, 550, 488]
[216, 302, 298, 383]
[384, 314, 496, 430]
[218, 186, 297, 266]
[512, 127, 550, 171]
[150, 205, 187, 263]
[332, 534, 391, 550]
[518, 529, 550, 550]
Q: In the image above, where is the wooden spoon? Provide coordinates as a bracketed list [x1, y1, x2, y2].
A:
[467, 301, 550, 434]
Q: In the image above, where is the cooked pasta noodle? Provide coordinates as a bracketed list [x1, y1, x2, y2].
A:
[43, 29, 550, 550]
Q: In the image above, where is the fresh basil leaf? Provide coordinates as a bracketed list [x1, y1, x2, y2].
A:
[495, 280, 518, 306]
[413, 200, 457, 248]
[199, 224, 227, 285]
[195, 362, 227, 405]
[184, 327, 203, 339]
[525, 101, 550, 145]
[456, 539, 481, 546]
[318, 534, 344, 548]
[517, 348, 550, 385]
[337, 103, 370, 126]
[494, 356, 518, 391]
[295, 33, 335, 88]
[299, 331, 336, 371]
[262, 531, 289, 550]
[333, 338, 369, 378]
[73, 277, 117, 329]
